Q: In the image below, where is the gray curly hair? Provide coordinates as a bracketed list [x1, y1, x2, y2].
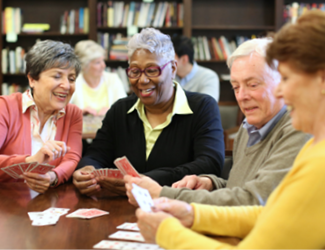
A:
[127, 28, 175, 63]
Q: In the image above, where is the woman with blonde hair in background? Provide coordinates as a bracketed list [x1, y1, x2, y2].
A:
[71, 40, 126, 116]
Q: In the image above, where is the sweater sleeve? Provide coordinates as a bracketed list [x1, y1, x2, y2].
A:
[0, 96, 29, 174]
[156, 204, 262, 249]
[144, 95, 225, 186]
[52, 107, 83, 185]
[160, 124, 309, 205]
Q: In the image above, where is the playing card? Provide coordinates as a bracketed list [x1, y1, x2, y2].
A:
[66, 208, 109, 219]
[28, 211, 46, 221]
[114, 156, 140, 177]
[93, 240, 163, 249]
[29, 163, 54, 174]
[8, 164, 24, 176]
[1, 167, 19, 179]
[26, 162, 38, 172]
[19, 162, 31, 172]
[107, 169, 124, 179]
[131, 184, 154, 213]
[43, 207, 70, 216]
[31, 214, 60, 226]
[116, 222, 139, 231]
[108, 231, 145, 242]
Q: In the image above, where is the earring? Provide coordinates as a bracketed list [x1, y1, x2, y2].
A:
[322, 89, 325, 95]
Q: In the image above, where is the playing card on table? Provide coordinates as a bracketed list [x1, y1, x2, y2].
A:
[131, 184, 154, 213]
[43, 207, 70, 216]
[116, 222, 139, 231]
[66, 208, 109, 219]
[108, 231, 145, 242]
[114, 156, 140, 177]
[93, 240, 164, 249]
[31, 213, 60, 226]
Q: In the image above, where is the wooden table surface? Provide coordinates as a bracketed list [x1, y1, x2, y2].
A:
[0, 182, 137, 249]
[0, 182, 241, 249]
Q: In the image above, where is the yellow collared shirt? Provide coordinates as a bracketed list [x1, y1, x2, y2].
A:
[127, 81, 193, 160]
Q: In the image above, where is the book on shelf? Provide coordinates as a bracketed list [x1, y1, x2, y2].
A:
[60, 8, 88, 34]
[2, 47, 26, 74]
[202, 36, 211, 61]
[99, 1, 181, 28]
[283, 2, 325, 24]
[4, 7, 22, 34]
[1, 83, 28, 96]
[177, 3, 184, 27]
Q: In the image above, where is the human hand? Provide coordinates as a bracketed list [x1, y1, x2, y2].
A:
[124, 175, 162, 207]
[22, 171, 53, 193]
[72, 166, 100, 196]
[26, 140, 70, 164]
[83, 107, 98, 116]
[97, 107, 109, 116]
[136, 208, 172, 243]
[152, 197, 194, 228]
[97, 176, 126, 196]
[171, 175, 214, 191]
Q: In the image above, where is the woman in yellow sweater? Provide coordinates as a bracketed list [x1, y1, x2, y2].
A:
[135, 10, 325, 249]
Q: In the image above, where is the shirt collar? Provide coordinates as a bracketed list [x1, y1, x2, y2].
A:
[243, 105, 287, 141]
[22, 89, 66, 119]
[127, 81, 193, 115]
[181, 61, 198, 84]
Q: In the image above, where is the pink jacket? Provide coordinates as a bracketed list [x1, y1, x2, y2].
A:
[0, 93, 82, 185]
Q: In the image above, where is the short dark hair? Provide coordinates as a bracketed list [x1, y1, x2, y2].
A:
[171, 35, 194, 64]
[25, 40, 81, 80]
[266, 10, 325, 73]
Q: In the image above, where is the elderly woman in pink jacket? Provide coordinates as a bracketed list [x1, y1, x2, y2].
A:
[0, 40, 82, 193]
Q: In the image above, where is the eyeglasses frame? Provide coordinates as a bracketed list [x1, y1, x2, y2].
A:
[125, 60, 173, 79]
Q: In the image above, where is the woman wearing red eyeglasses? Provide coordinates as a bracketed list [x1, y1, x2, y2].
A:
[72, 28, 224, 197]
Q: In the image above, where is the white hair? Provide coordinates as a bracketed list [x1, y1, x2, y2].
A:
[74, 40, 105, 70]
[127, 28, 175, 63]
[227, 38, 280, 83]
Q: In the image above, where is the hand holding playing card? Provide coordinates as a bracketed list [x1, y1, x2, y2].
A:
[124, 175, 162, 207]
[72, 166, 100, 196]
[23, 171, 53, 194]
[151, 197, 194, 228]
[25, 140, 70, 164]
[135, 208, 172, 243]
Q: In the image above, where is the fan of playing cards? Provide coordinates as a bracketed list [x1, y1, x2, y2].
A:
[1, 162, 55, 179]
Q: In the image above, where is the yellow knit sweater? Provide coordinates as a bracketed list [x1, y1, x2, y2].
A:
[156, 138, 325, 249]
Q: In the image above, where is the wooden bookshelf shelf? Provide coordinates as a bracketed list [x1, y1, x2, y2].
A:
[0, 0, 290, 98]
[192, 25, 275, 31]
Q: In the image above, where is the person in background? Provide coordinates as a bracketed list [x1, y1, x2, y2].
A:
[172, 35, 220, 102]
[73, 28, 224, 197]
[135, 10, 325, 249]
[0, 40, 82, 193]
[125, 37, 309, 206]
[71, 40, 126, 116]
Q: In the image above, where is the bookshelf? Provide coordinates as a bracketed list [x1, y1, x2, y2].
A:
[0, 0, 305, 97]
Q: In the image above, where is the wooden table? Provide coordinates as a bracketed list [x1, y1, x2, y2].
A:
[0, 182, 137, 249]
[0, 183, 240, 249]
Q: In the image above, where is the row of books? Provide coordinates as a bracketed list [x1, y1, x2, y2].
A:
[97, 1, 183, 28]
[192, 36, 251, 61]
[2, 7, 22, 34]
[283, 2, 325, 24]
[60, 8, 89, 34]
[1, 83, 28, 96]
[2, 47, 26, 74]
[98, 32, 129, 61]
